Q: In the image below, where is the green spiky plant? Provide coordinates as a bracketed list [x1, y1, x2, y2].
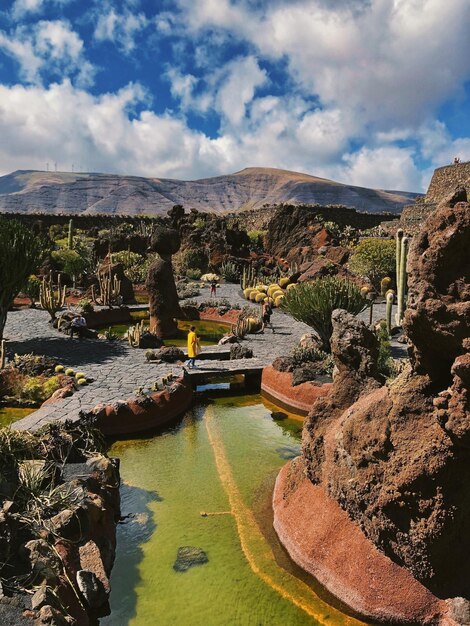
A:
[282, 276, 367, 352]
[0, 218, 47, 339]
[220, 261, 240, 283]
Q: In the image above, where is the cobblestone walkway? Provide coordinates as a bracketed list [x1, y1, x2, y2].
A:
[5, 284, 406, 431]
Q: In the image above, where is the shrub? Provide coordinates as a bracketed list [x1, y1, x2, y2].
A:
[42, 375, 62, 399]
[186, 268, 202, 280]
[78, 298, 94, 314]
[112, 250, 145, 269]
[23, 275, 41, 305]
[65, 368, 74, 376]
[55, 365, 64, 373]
[51, 249, 88, 278]
[21, 377, 45, 403]
[247, 230, 266, 246]
[377, 320, 396, 378]
[282, 277, 367, 352]
[174, 249, 208, 275]
[348, 238, 396, 291]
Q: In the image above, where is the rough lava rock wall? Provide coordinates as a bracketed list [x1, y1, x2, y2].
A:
[425, 161, 470, 204]
[302, 201, 470, 601]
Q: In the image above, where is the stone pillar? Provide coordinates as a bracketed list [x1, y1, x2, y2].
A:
[146, 227, 181, 338]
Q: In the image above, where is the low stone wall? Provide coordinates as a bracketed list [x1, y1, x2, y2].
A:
[425, 161, 470, 203]
[273, 459, 455, 625]
[261, 365, 331, 416]
[90, 378, 193, 436]
[84, 307, 133, 328]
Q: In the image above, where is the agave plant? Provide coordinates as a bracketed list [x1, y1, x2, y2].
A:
[282, 276, 367, 352]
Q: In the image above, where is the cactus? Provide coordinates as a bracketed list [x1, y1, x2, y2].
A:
[0, 339, 5, 369]
[240, 264, 257, 290]
[128, 319, 147, 348]
[395, 234, 409, 326]
[380, 276, 392, 296]
[395, 228, 403, 288]
[91, 266, 122, 308]
[386, 291, 394, 335]
[67, 218, 74, 249]
[39, 273, 66, 320]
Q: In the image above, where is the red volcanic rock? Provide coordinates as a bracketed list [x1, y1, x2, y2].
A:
[404, 201, 470, 384]
[92, 378, 193, 436]
[274, 200, 470, 622]
[273, 459, 452, 625]
[261, 365, 331, 416]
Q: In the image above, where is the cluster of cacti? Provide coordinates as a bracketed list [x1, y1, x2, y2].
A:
[91, 267, 122, 308]
[39, 273, 66, 320]
[67, 218, 74, 250]
[0, 339, 5, 369]
[240, 264, 258, 290]
[395, 229, 409, 326]
[242, 276, 296, 308]
[231, 315, 262, 338]
[128, 319, 150, 348]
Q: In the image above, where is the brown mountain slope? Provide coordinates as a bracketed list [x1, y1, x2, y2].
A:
[0, 167, 418, 215]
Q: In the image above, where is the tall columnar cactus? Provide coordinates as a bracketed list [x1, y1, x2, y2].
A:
[91, 267, 121, 308]
[40, 273, 66, 320]
[68, 218, 74, 250]
[395, 234, 409, 326]
[0, 339, 5, 369]
[396, 228, 403, 288]
[386, 291, 394, 335]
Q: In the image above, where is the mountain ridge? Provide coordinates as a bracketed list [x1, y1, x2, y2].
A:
[0, 167, 418, 215]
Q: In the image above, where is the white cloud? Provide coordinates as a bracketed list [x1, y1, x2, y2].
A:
[172, 0, 470, 132]
[216, 56, 268, 127]
[94, 8, 148, 53]
[11, 0, 73, 19]
[339, 145, 422, 191]
[0, 20, 95, 87]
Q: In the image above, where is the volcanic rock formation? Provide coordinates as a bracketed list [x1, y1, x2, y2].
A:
[275, 200, 470, 622]
[146, 226, 182, 337]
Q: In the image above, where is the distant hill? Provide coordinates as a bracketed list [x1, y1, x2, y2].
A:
[0, 167, 418, 215]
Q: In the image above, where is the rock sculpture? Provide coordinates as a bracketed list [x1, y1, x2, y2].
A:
[275, 201, 470, 622]
[146, 226, 182, 337]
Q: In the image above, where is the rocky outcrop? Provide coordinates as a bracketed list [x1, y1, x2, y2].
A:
[146, 226, 182, 337]
[425, 161, 470, 204]
[0, 168, 417, 216]
[404, 201, 470, 384]
[274, 201, 470, 623]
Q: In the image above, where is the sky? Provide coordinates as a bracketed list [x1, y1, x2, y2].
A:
[0, 0, 469, 192]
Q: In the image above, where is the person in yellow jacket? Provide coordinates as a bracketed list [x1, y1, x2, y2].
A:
[187, 326, 201, 368]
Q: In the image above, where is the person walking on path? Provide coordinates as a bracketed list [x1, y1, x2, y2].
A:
[260, 298, 275, 333]
[70, 313, 87, 339]
[187, 325, 201, 368]
[210, 279, 217, 298]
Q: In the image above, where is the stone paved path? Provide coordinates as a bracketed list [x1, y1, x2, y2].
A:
[5, 283, 406, 431]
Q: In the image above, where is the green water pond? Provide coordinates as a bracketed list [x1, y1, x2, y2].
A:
[101, 314, 230, 347]
[0, 406, 36, 429]
[103, 395, 363, 626]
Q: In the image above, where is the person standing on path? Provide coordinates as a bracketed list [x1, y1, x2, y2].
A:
[260, 298, 275, 333]
[210, 279, 217, 298]
[187, 325, 201, 368]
